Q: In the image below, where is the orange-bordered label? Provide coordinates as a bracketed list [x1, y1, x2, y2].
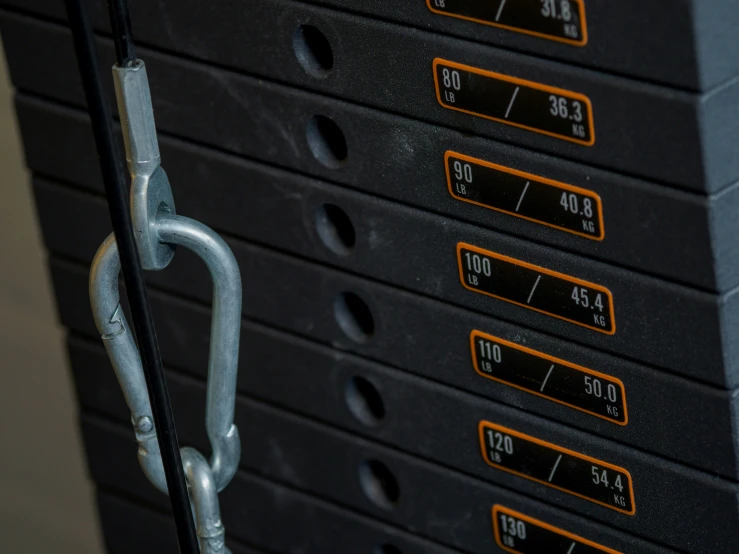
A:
[479, 422, 635, 515]
[433, 59, 595, 146]
[426, 0, 588, 47]
[492, 506, 621, 553]
[445, 152, 604, 240]
[457, 243, 616, 334]
[471, 331, 627, 424]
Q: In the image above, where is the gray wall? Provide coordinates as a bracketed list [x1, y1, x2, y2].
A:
[0, 47, 104, 553]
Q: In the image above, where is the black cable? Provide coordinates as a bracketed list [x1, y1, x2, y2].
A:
[107, 0, 137, 66]
[63, 1, 200, 552]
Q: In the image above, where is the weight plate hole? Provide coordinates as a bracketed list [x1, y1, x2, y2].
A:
[293, 25, 334, 78]
[345, 376, 385, 426]
[315, 203, 356, 255]
[333, 292, 374, 343]
[359, 460, 400, 510]
[306, 115, 348, 169]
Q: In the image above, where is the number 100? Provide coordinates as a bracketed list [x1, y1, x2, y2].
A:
[465, 252, 491, 276]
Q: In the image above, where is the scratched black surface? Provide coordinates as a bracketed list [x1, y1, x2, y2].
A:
[430, 0, 586, 44]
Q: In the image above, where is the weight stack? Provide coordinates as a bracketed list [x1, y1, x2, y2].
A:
[3, 0, 739, 552]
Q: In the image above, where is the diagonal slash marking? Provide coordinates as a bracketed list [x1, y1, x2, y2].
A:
[504, 86, 520, 119]
[527, 275, 542, 304]
[566, 542, 576, 554]
[515, 181, 530, 212]
[540, 364, 555, 392]
[495, 0, 508, 21]
[548, 454, 563, 482]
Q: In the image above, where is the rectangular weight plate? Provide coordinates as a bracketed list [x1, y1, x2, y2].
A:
[5, 9, 739, 192]
[10, 0, 739, 91]
[457, 244, 616, 334]
[479, 422, 635, 514]
[471, 331, 626, 424]
[339, 0, 739, 92]
[445, 151, 604, 240]
[50, 254, 739, 484]
[492, 506, 620, 554]
[434, 59, 595, 146]
[74, 362, 677, 554]
[83, 418, 462, 554]
[426, 0, 587, 46]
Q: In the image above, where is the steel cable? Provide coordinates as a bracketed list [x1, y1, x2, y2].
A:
[63, 0, 200, 551]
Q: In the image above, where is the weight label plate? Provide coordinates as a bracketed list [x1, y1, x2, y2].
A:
[445, 152, 604, 240]
[492, 506, 621, 553]
[426, 0, 587, 46]
[433, 59, 595, 146]
[471, 331, 627, 424]
[479, 422, 635, 514]
[457, 243, 616, 334]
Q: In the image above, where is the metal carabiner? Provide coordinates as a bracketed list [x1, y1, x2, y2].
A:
[86, 52, 240, 552]
[181, 447, 231, 554]
[89, 60, 242, 496]
[89, 212, 242, 493]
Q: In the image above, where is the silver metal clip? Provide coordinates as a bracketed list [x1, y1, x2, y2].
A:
[88, 59, 243, 553]
[182, 447, 231, 554]
[89, 214, 242, 493]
